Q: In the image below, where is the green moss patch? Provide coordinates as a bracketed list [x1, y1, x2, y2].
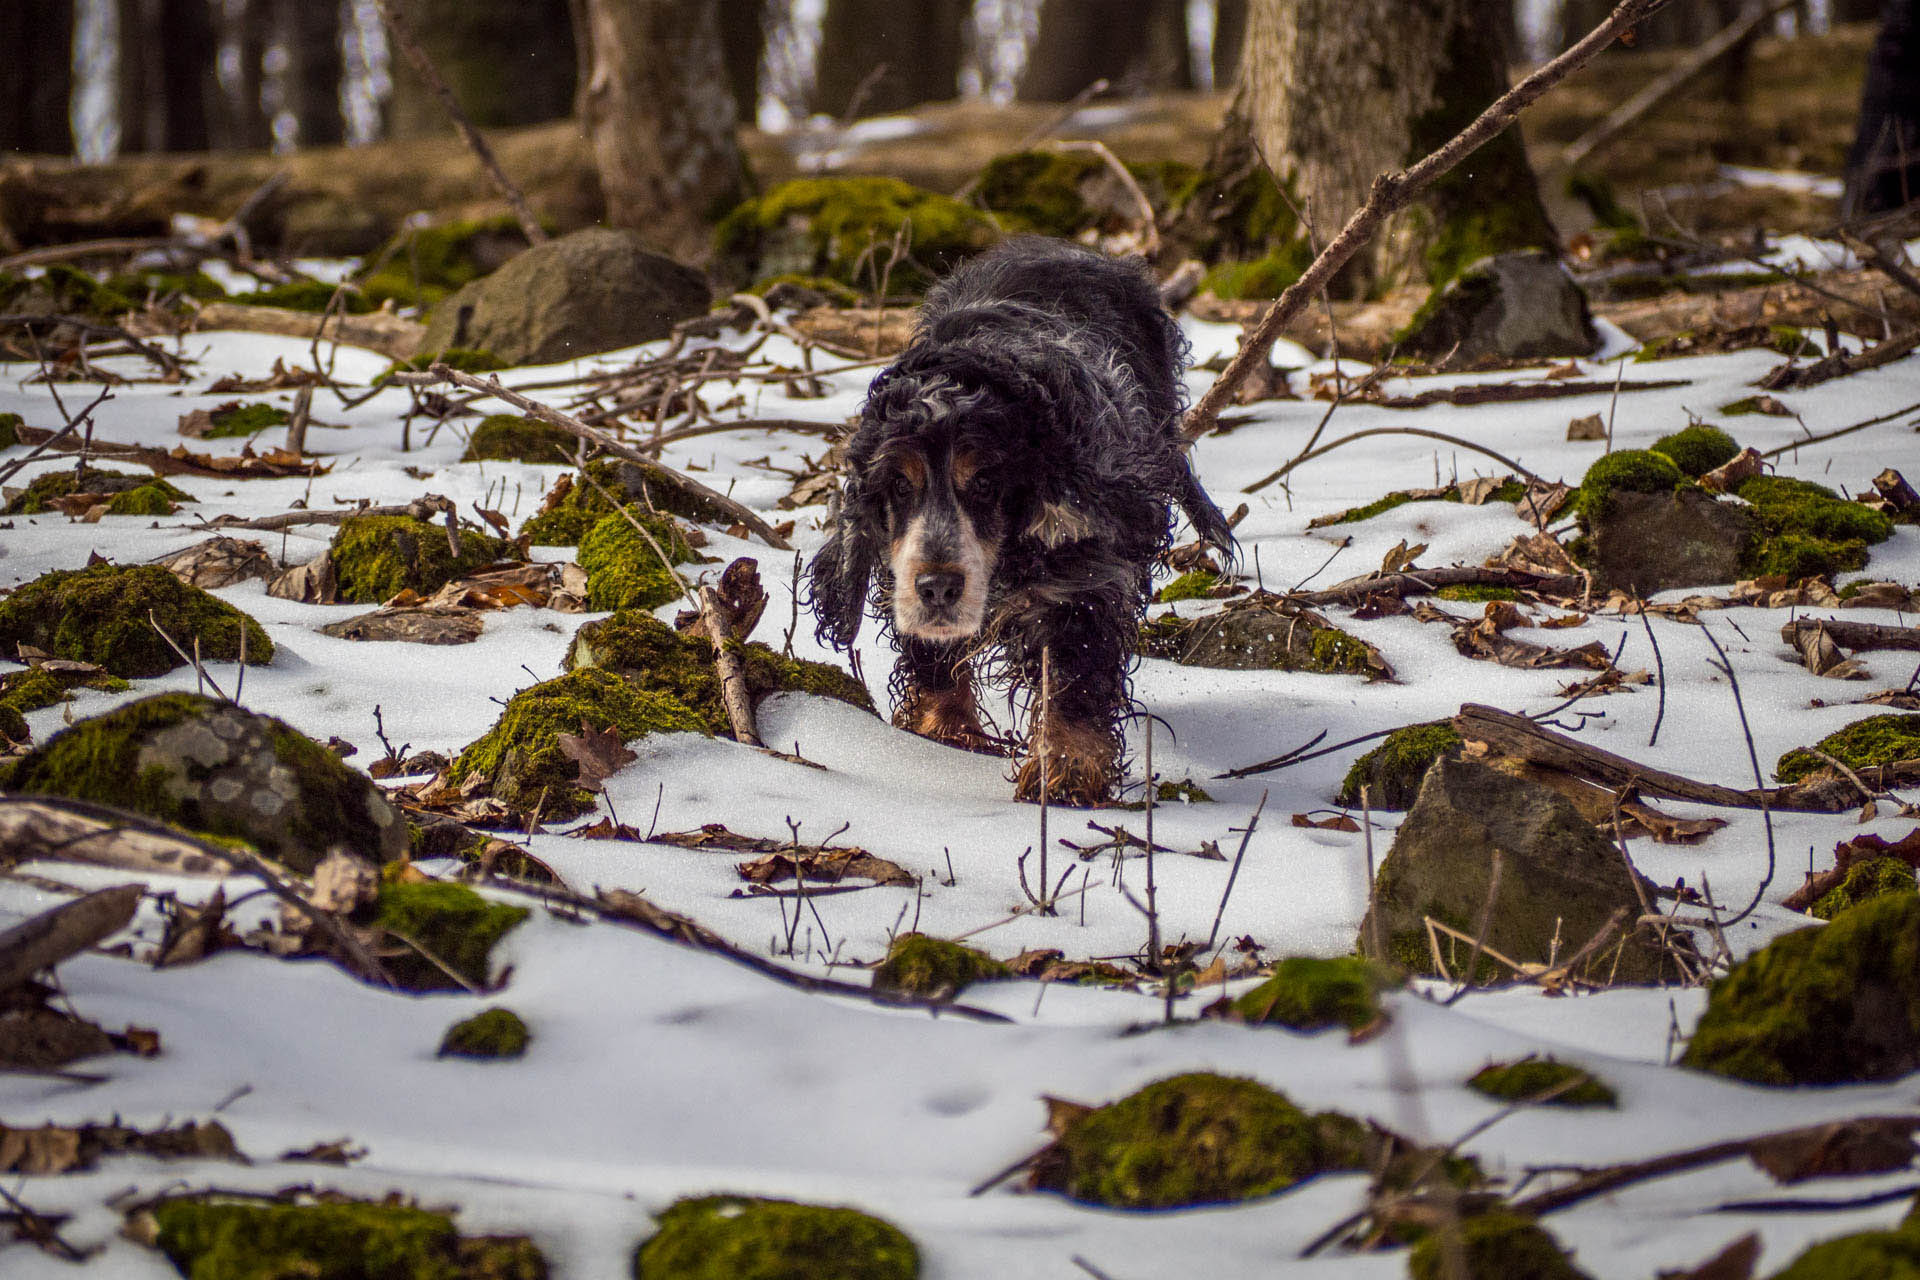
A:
[1140, 603, 1388, 677]
[577, 507, 698, 611]
[373, 881, 528, 992]
[1408, 1210, 1592, 1280]
[1734, 474, 1894, 580]
[1574, 449, 1685, 520]
[246, 278, 375, 313]
[195, 401, 291, 439]
[329, 515, 512, 605]
[439, 1007, 530, 1059]
[1338, 723, 1461, 810]
[1231, 956, 1390, 1033]
[522, 459, 735, 542]
[359, 213, 532, 311]
[634, 1195, 917, 1280]
[5, 467, 193, 515]
[0, 564, 270, 677]
[0, 412, 21, 449]
[103, 484, 179, 516]
[1199, 242, 1316, 300]
[1810, 856, 1919, 920]
[150, 1195, 546, 1279]
[714, 177, 998, 293]
[1681, 893, 1920, 1085]
[1320, 479, 1527, 526]
[1651, 424, 1741, 477]
[1776, 713, 1920, 783]
[1435, 584, 1520, 602]
[1466, 1058, 1616, 1108]
[871, 933, 1010, 998]
[1634, 324, 1819, 362]
[1767, 1222, 1920, 1280]
[975, 150, 1200, 240]
[106, 267, 228, 308]
[41, 263, 136, 318]
[1156, 570, 1221, 603]
[461, 414, 581, 464]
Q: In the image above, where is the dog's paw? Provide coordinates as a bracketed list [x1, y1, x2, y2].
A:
[1013, 719, 1117, 806]
[895, 685, 1003, 756]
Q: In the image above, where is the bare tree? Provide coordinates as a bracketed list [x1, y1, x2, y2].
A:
[277, 0, 346, 147]
[1212, 0, 1249, 88]
[212, 0, 272, 150]
[1240, 0, 1556, 293]
[574, 0, 745, 261]
[0, 0, 74, 154]
[116, 0, 218, 152]
[812, 0, 967, 118]
[1017, 0, 1193, 101]
[718, 0, 766, 124]
[386, 0, 577, 139]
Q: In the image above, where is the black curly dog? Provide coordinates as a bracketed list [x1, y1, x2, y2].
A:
[807, 237, 1235, 804]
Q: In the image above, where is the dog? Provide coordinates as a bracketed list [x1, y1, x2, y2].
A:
[807, 237, 1235, 804]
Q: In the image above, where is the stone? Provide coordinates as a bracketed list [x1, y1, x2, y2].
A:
[1585, 488, 1756, 595]
[1358, 755, 1682, 984]
[317, 607, 484, 645]
[1399, 250, 1598, 365]
[418, 228, 711, 367]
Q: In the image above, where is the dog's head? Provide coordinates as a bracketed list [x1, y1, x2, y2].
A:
[808, 372, 1027, 647]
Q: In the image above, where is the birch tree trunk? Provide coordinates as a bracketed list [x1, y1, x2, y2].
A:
[1241, 0, 1556, 293]
[575, 0, 745, 263]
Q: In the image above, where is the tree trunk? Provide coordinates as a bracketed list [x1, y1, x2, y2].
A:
[1242, 0, 1556, 294]
[812, 0, 967, 118]
[1843, 0, 1920, 220]
[575, 0, 744, 262]
[1016, 0, 1193, 102]
[0, 0, 74, 154]
[1833, 0, 1888, 21]
[384, 0, 577, 139]
[157, 0, 216, 151]
[211, 0, 271, 150]
[277, 0, 345, 147]
[117, 0, 160, 153]
[1212, 0, 1249, 89]
[718, 0, 765, 124]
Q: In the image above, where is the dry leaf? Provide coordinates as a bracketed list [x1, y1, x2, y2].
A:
[156, 886, 230, 967]
[1291, 812, 1361, 832]
[737, 847, 916, 888]
[1379, 540, 1426, 574]
[1566, 413, 1606, 440]
[1041, 1096, 1094, 1137]
[1483, 600, 1533, 631]
[1699, 447, 1765, 494]
[1747, 1118, 1917, 1184]
[308, 850, 380, 915]
[1658, 1234, 1760, 1280]
[1792, 622, 1870, 679]
[556, 721, 637, 791]
[267, 555, 338, 603]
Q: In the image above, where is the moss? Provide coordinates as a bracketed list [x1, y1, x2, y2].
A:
[43, 263, 136, 318]
[1199, 241, 1316, 300]
[0, 412, 21, 449]
[1564, 173, 1638, 232]
[461, 414, 580, 464]
[1810, 856, 1919, 920]
[1309, 629, 1374, 674]
[1156, 570, 1220, 603]
[198, 402, 291, 439]
[576, 507, 697, 611]
[105, 268, 228, 308]
[0, 564, 271, 677]
[871, 933, 1009, 997]
[359, 213, 530, 311]
[329, 515, 511, 605]
[439, 1007, 530, 1059]
[975, 150, 1105, 236]
[373, 881, 528, 991]
[1734, 474, 1894, 579]
[713, 176, 999, 293]
[449, 666, 711, 819]
[1408, 1210, 1592, 1280]
[634, 1195, 918, 1280]
[1720, 396, 1773, 416]
[745, 272, 862, 307]
[1329, 479, 1527, 525]
[1157, 778, 1211, 804]
[246, 278, 375, 313]
[1767, 1225, 1920, 1280]
[1466, 1058, 1616, 1108]
[0, 703, 25, 743]
[1435, 584, 1520, 602]
[1574, 449, 1686, 521]
[1652, 424, 1741, 477]
[103, 484, 178, 516]
[0, 667, 69, 715]
[5, 466, 193, 515]
[1140, 607, 1384, 677]
[1776, 714, 1920, 783]
[1681, 893, 1920, 1085]
[376, 347, 508, 386]
[1232, 956, 1390, 1033]
[151, 1195, 547, 1280]
[736, 643, 874, 713]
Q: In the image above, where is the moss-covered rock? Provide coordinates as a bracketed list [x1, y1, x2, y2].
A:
[373, 881, 528, 991]
[975, 150, 1201, 240]
[461, 414, 580, 464]
[1734, 474, 1894, 580]
[1681, 893, 1920, 1085]
[244, 277, 376, 313]
[522, 459, 739, 541]
[1776, 714, 1920, 784]
[1651, 424, 1741, 477]
[0, 412, 21, 449]
[1574, 449, 1686, 520]
[1231, 956, 1391, 1033]
[329, 515, 512, 605]
[39, 263, 137, 318]
[634, 1195, 918, 1280]
[1810, 856, 1920, 920]
[357, 213, 532, 311]
[0, 564, 270, 678]
[439, 1007, 530, 1059]
[1466, 1058, 1616, 1108]
[6, 693, 405, 872]
[1156, 570, 1222, 603]
[1766, 1220, 1920, 1280]
[1339, 723, 1462, 811]
[4, 467, 193, 515]
[103, 484, 179, 516]
[150, 1195, 547, 1279]
[0, 664, 126, 739]
[1407, 1210, 1593, 1280]
[193, 402, 292, 439]
[1140, 601, 1389, 677]
[715, 177, 999, 293]
[871, 933, 1010, 998]
[577, 507, 698, 611]
[1199, 243, 1317, 300]
[1396, 251, 1597, 364]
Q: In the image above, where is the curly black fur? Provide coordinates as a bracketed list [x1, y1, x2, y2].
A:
[807, 237, 1235, 796]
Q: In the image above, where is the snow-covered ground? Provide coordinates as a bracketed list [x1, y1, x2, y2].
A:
[3, 301, 1919, 1276]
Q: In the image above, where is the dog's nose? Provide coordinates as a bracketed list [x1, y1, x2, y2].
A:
[916, 570, 965, 610]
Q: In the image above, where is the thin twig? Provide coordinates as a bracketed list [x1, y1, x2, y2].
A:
[1205, 790, 1267, 951]
[1699, 625, 1775, 926]
[1244, 426, 1542, 494]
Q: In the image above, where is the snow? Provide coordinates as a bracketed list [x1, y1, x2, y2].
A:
[3, 301, 1920, 1277]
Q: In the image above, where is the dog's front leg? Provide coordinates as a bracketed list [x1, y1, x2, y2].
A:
[1009, 601, 1130, 806]
[893, 636, 996, 753]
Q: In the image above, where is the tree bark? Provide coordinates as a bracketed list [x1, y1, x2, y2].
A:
[0, 0, 74, 154]
[1843, 0, 1920, 220]
[575, 0, 744, 263]
[277, 0, 345, 147]
[384, 0, 577, 139]
[1017, 0, 1193, 102]
[1241, 0, 1556, 293]
[157, 0, 217, 151]
[718, 0, 765, 124]
[117, 0, 160, 153]
[812, 0, 967, 118]
[1212, 0, 1249, 88]
[211, 0, 271, 150]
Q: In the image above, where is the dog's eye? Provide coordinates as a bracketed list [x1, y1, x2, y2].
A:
[887, 474, 913, 502]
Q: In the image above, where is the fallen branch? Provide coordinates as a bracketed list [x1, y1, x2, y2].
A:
[0, 800, 236, 877]
[1758, 327, 1920, 391]
[1244, 426, 1543, 494]
[1782, 617, 1920, 656]
[0, 884, 145, 993]
[1341, 377, 1687, 411]
[391, 364, 793, 549]
[697, 586, 765, 747]
[1182, 0, 1671, 438]
[208, 495, 457, 533]
[189, 300, 424, 360]
[1760, 397, 1920, 458]
[1289, 566, 1584, 608]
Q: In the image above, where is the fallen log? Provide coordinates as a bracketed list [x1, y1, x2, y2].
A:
[1782, 617, 1920, 655]
[0, 883, 145, 993]
[0, 800, 235, 879]
[1758, 327, 1920, 391]
[1292, 566, 1585, 608]
[186, 301, 426, 360]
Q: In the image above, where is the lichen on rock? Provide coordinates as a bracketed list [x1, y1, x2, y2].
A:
[0, 563, 271, 678]
[634, 1195, 919, 1280]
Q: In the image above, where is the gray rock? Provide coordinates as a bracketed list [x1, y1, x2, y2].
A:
[1400, 250, 1598, 365]
[1587, 488, 1755, 594]
[419, 228, 711, 366]
[1358, 755, 1685, 985]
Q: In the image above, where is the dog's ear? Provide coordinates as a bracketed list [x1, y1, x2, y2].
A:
[806, 482, 878, 648]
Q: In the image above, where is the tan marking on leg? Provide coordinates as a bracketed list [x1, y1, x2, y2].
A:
[1013, 714, 1117, 806]
[894, 676, 999, 754]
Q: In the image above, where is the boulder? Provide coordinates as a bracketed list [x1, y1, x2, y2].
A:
[1358, 755, 1681, 984]
[1585, 488, 1756, 595]
[1140, 599, 1391, 677]
[6, 693, 407, 873]
[419, 228, 711, 367]
[1399, 250, 1598, 365]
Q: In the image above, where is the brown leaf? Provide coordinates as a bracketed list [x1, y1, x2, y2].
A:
[154, 536, 275, 588]
[0, 1126, 84, 1174]
[1747, 1118, 1918, 1184]
[118, 1026, 162, 1056]
[1566, 413, 1606, 440]
[1379, 540, 1427, 574]
[1457, 475, 1513, 505]
[1486, 530, 1579, 576]
[1617, 800, 1727, 845]
[156, 886, 231, 967]
[206, 358, 322, 393]
[266, 555, 338, 603]
[1041, 1096, 1094, 1137]
[1483, 600, 1533, 631]
[1792, 622, 1870, 680]
[318, 607, 485, 645]
[1291, 812, 1361, 831]
[556, 721, 637, 791]
[280, 1138, 366, 1165]
[472, 505, 510, 537]
[737, 848, 916, 888]
[1700, 447, 1765, 494]
[566, 817, 644, 840]
[1658, 1233, 1760, 1280]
